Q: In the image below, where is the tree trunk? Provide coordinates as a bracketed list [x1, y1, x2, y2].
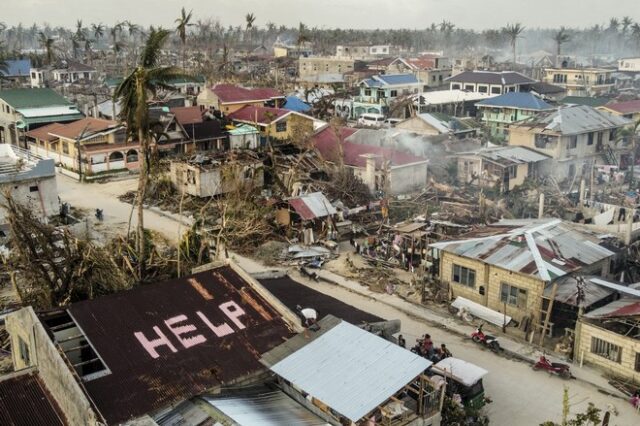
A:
[137, 126, 147, 283]
[513, 42, 516, 67]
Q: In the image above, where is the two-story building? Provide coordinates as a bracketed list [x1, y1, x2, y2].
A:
[618, 57, 640, 74]
[26, 117, 136, 176]
[508, 105, 632, 181]
[30, 60, 98, 88]
[388, 56, 452, 88]
[335, 74, 423, 119]
[227, 105, 316, 144]
[446, 71, 536, 95]
[197, 84, 285, 115]
[542, 67, 615, 97]
[475, 92, 555, 140]
[431, 219, 615, 328]
[0, 88, 83, 147]
[335, 44, 396, 60]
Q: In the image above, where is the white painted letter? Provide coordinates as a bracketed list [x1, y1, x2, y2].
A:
[197, 311, 234, 337]
[134, 327, 178, 359]
[219, 301, 246, 330]
[165, 314, 206, 349]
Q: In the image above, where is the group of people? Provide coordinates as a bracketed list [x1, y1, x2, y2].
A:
[398, 333, 452, 362]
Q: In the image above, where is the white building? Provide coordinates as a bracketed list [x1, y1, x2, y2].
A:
[618, 57, 640, 73]
[0, 144, 58, 224]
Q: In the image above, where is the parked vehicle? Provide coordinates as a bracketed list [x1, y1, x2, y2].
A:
[471, 323, 501, 352]
[532, 354, 572, 379]
[430, 357, 489, 410]
[357, 113, 385, 127]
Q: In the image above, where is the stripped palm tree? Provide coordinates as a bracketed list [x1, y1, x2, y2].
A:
[502, 23, 525, 67]
[175, 7, 194, 69]
[92, 23, 104, 44]
[38, 32, 55, 64]
[114, 28, 184, 283]
[245, 13, 256, 45]
[552, 27, 570, 66]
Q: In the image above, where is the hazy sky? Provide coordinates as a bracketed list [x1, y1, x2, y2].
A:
[3, 0, 640, 30]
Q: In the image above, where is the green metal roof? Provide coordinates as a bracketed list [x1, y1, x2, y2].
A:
[560, 96, 610, 108]
[16, 113, 85, 128]
[0, 88, 71, 109]
[228, 124, 259, 135]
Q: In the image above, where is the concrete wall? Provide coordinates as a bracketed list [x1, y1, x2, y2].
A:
[395, 118, 441, 136]
[576, 320, 640, 383]
[389, 162, 428, 194]
[298, 57, 354, 77]
[171, 160, 264, 198]
[5, 308, 100, 425]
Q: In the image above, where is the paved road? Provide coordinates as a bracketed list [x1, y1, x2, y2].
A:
[57, 174, 639, 425]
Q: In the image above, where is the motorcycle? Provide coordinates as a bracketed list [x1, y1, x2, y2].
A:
[471, 323, 501, 352]
[532, 354, 572, 379]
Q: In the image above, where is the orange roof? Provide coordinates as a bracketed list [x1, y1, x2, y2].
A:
[170, 106, 203, 126]
[49, 117, 120, 140]
[26, 122, 65, 142]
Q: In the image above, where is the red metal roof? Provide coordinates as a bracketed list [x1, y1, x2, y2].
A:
[25, 122, 65, 142]
[170, 106, 204, 126]
[585, 298, 640, 319]
[0, 371, 67, 426]
[287, 192, 337, 220]
[48, 117, 119, 140]
[60, 265, 294, 424]
[212, 84, 284, 104]
[312, 126, 428, 168]
[604, 100, 640, 115]
[227, 105, 293, 125]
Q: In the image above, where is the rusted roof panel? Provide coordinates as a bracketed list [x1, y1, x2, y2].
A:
[0, 371, 67, 426]
[62, 266, 294, 424]
[288, 192, 337, 220]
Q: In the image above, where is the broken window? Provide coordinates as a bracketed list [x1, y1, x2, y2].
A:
[452, 264, 475, 287]
[29, 185, 39, 192]
[18, 336, 30, 365]
[500, 283, 527, 308]
[587, 133, 594, 146]
[591, 337, 621, 363]
[276, 121, 287, 133]
[569, 135, 578, 149]
[390, 90, 398, 97]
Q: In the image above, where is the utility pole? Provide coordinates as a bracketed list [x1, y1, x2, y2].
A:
[75, 124, 91, 182]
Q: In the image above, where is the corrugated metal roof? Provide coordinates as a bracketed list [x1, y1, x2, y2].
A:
[544, 275, 614, 307]
[0, 371, 68, 426]
[1, 59, 31, 77]
[584, 298, 640, 319]
[475, 92, 554, 110]
[432, 358, 488, 387]
[268, 320, 431, 422]
[60, 265, 294, 424]
[16, 106, 82, 118]
[529, 105, 631, 135]
[431, 219, 614, 280]
[202, 389, 328, 425]
[446, 71, 536, 85]
[469, 146, 550, 166]
[288, 192, 337, 220]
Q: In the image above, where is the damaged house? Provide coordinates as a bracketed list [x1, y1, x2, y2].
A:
[3, 262, 299, 425]
[431, 219, 615, 334]
[170, 152, 264, 198]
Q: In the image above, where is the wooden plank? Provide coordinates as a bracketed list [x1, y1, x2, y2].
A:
[539, 282, 557, 346]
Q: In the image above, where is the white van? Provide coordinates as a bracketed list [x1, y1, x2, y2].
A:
[357, 113, 385, 127]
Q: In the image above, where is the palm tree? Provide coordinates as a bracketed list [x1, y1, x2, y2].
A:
[92, 23, 104, 44]
[38, 32, 55, 64]
[175, 7, 194, 69]
[608, 17, 620, 33]
[502, 23, 525, 67]
[621, 17, 634, 34]
[632, 23, 640, 52]
[245, 13, 256, 44]
[114, 28, 184, 283]
[553, 27, 571, 66]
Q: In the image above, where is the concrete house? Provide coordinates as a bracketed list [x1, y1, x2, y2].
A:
[618, 57, 640, 73]
[395, 112, 479, 138]
[0, 59, 32, 86]
[312, 126, 429, 195]
[388, 56, 453, 88]
[227, 105, 316, 144]
[335, 74, 423, 119]
[446, 71, 536, 95]
[456, 145, 550, 192]
[599, 100, 640, 122]
[0, 88, 83, 147]
[0, 144, 58, 224]
[475, 92, 555, 140]
[575, 295, 640, 383]
[26, 117, 135, 176]
[508, 105, 632, 181]
[170, 152, 264, 198]
[542, 67, 615, 97]
[197, 83, 285, 115]
[431, 219, 615, 329]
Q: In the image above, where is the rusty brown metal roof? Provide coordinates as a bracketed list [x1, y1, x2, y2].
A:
[0, 371, 67, 426]
[60, 265, 294, 424]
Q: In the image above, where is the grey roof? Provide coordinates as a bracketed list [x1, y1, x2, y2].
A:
[464, 146, 550, 166]
[201, 389, 328, 425]
[544, 275, 614, 307]
[524, 105, 631, 135]
[265, 318, 430, 422]
[446, 70, 536, 86]
[475, 92, 554, 111]
[431, 219, 614, 281]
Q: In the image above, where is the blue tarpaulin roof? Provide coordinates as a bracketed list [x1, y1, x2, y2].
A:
[284, 96, 311, 113]
[1, 59, 32, 77]
[475, 92, 553, 110]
